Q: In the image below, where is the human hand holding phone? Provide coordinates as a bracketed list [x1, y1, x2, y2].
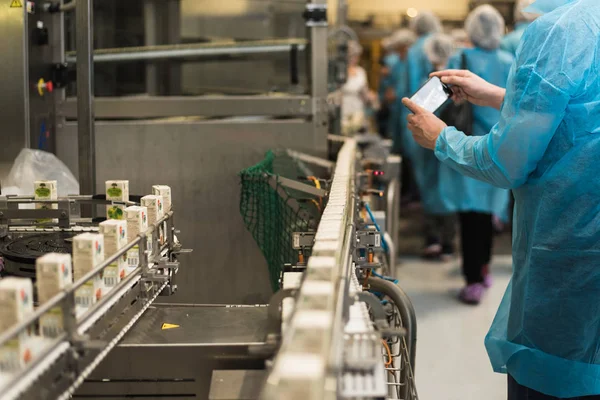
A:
[430, 70, 506, 110]
[408, 76, 453, 114]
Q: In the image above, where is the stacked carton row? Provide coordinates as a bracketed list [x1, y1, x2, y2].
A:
[0, 181, 173, 377]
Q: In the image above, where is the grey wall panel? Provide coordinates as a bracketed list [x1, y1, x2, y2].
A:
[0, 5, 29, 166]
[179, 0, 307, 94]
[57, 119, 324, 304]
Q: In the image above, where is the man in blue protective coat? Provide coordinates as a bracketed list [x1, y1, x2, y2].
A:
[402, 11, 442, 159]
[500, 0, 539, 56]
[402, 0, 600, 398]
[440, 5, 514, 302]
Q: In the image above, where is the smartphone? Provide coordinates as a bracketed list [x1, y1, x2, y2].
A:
[409, 76, 453, 113]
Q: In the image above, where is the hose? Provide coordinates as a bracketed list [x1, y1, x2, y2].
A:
[367, 276, 417, 370]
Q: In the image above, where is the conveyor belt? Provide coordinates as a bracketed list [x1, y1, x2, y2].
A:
[121, 305, 270, 346]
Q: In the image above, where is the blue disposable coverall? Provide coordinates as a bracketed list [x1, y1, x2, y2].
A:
[388, 57, 409, 154]
[438, 48, 513, 217]
[433, 0, 600, 396]
[500, 22, 530, 56]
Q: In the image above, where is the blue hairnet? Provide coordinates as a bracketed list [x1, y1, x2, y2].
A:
[434, 0, 600, 396]
[465, 5, 506, 50]
[410, 11, 442, 36]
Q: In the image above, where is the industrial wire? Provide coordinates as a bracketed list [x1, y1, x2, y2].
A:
[382, 339, 393, 367]
[307, 176, 323, 209]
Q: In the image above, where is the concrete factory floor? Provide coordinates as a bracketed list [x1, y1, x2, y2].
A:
[395, 207, 512, 400]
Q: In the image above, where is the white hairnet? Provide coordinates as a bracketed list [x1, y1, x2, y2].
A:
[410, 11, 442, 36]
[465, 5, 506, 50]
[385, 29, 417, 50]
[515, 0, 539, 22]
[348, 40, 363, 58]
[424, 33, 455, 67]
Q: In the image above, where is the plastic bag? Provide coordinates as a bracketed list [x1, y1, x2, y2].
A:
[3, 149, 79, 196]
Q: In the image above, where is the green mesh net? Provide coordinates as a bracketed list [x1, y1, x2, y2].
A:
[239, 150, 322, 291]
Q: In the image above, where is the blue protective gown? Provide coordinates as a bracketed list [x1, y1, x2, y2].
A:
[388, 58, 408, 154]
[401, 35, 434, 160]
[437, 48, 514, 217]
[402, 34, 457, 214]
[500, 22, 530, 56]
[378, 53, 400, 140]
[378, 53, 400, 102]
[434, 0, 600, 396]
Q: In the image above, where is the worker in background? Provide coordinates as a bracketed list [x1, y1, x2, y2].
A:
[341, 40, 378, 135]
[450, 29, 472, 49]
[442, 5, 513, 304]
[398, 11, 443, 206]
[376, 36, 400, 138]
[410, 33, 457, 260]
[384, 29, 417, 152]
[404, 11, 442, 156]
[403, 0, 600, 397]
[500, 0, 539, 55]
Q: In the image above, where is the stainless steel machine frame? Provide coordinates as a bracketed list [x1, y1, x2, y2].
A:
[51, 0, 331, 305]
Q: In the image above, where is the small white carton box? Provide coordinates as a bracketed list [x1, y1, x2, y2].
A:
[125, 206, 148, 269]
[152, 185, 172, 212]
[141, 195, 164, 244]
[34, 180, 58, 223]
[0, 278, 34, 372]
[99, 220, 128, 287]
[72, 233, 105, 307]
[36, 253, 73, 304]
[105, 180, 129, 220]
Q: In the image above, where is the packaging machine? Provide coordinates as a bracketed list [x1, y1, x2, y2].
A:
[0, 0, 418, 398]
[0, 195, 186, 399]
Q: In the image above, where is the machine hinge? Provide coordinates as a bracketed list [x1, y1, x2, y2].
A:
[303, 4, 328, 27]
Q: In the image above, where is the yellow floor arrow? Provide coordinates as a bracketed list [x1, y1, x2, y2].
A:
[161, 323, 180, 330]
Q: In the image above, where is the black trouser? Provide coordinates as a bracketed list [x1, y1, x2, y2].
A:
[424, 213, 456, 248]
[400, 157, 419, 200]
[508, 375, 600, 400]
[459, 212, 493, 284]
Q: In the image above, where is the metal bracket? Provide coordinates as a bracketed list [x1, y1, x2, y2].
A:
[303, 4, 328, 27]
[276, 176, 328, 198]
[158, 258, 180, 270]
[265, 175, 318, 229]
[356, 230, 382, 249]
[292, 232, 315, 249]
[286, 149, 335, 172]
[279, 263, 307, 289]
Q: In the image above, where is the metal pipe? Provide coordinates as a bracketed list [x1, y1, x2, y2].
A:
[367, 276, 417, 400]
[367, 276, 416, 368]
[75, 0, 95, 210]
[65, 41, 307, 64]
